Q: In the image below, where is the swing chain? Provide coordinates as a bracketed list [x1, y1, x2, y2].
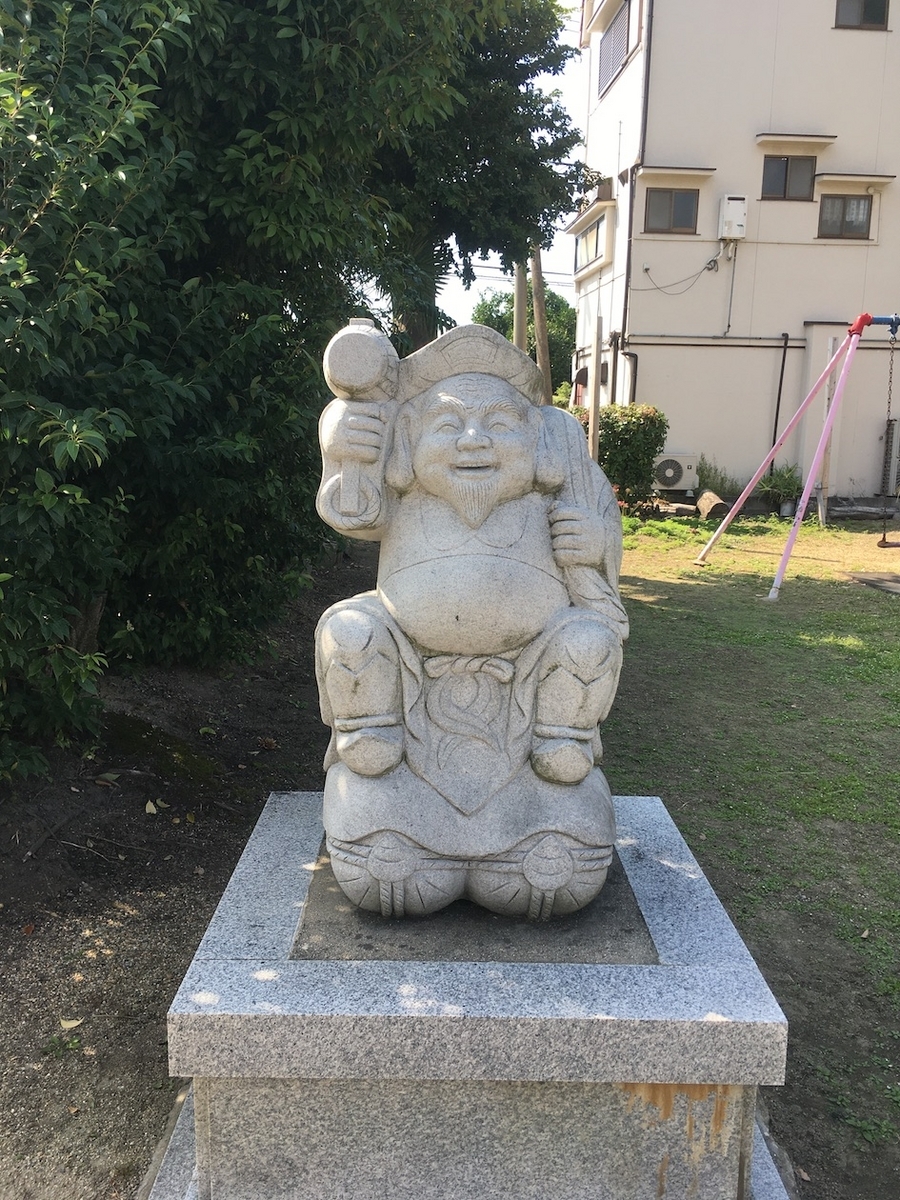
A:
[881, 332, 900, 545]
[888, 332, 895, 425]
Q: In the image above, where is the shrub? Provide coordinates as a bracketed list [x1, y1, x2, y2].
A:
[2, 0, 515, 776]
[756, 462, 803, 510]
[697, 453, 746, 498]
[0, 2, 186, 776]
[596, 405, 669, 507]
[568, 405, 590, 436]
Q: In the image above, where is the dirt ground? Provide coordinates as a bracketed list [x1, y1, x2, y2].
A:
[0, 534, 895, 1199]
[0, 549, 371, 1200]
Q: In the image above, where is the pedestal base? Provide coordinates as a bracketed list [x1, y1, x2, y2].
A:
[146, 1082, 793, 1200]
[148, 793, 790, 1200]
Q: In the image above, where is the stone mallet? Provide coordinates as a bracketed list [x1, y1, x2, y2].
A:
[322, 318, 399, 518]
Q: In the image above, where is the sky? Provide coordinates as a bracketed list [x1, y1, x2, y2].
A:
[436, 14, 588, 326]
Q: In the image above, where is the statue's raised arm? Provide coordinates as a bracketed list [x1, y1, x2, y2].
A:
[317, 318, 399, 538]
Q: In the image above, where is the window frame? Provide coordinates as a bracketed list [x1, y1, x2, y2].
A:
[574, 214, 607, 271]
[644, 187, 699, 235]
[834, 0, 889, 29]
[817, 193, 873, 239]
[761, 155, 817, 201]
[597, 1, 630, 96]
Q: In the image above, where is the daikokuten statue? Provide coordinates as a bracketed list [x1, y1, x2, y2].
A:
[315, 321, 628, 920]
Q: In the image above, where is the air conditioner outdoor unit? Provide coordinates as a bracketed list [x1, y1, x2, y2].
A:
[653, 453, 699, 492]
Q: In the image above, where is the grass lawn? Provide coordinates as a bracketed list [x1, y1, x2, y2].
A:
[604, 514, 900, 1198]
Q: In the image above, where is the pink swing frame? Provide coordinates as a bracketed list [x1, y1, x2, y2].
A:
[693, 313, 900, 599]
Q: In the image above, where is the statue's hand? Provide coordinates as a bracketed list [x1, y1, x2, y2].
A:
[550, 503, 606, 568]
[320, 399, 387, 465]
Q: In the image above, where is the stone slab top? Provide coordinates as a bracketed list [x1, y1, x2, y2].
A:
[293, 847, 659, 964]
[167, 792, 787, 1085]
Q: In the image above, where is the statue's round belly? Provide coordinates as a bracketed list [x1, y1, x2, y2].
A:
[379, 556, 568, 654]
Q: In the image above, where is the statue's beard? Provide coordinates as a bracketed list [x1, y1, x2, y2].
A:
[447, 471, 502, 528]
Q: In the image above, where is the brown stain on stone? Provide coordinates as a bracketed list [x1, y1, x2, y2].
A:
[617, 1083, 744, 1166]
[657, 1152, 669, 1197]
[711, 1087, 732, 1145]
[620, 1082, 720, 1123]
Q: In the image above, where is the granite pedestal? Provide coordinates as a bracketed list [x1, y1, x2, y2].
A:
[147, 793, 789, 1200]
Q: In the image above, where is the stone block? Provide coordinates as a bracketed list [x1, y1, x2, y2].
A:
[149, 791, 789, 1200]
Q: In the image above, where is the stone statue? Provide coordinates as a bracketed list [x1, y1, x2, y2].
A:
[315, 320, 628, 920]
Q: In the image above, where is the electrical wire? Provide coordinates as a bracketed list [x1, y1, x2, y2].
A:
[631, 248, 723, 295]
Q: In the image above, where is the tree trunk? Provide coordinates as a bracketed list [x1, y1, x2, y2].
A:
[529, 248, 553, 404]
[391, 236, 440, 352]
[68, 594, 107, 655]
[513, 262, 528, 350]
[696, 489, 729, 520]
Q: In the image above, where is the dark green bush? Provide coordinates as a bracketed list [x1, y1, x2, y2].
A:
[596, 405, 669, 508]
[1, 0, 514, 776]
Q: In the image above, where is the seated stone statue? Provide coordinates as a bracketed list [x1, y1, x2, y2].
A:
[315, 321, 628, 920]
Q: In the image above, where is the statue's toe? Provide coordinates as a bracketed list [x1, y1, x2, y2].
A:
[336, 726, 403, 776]
[531, 738, 593, 784]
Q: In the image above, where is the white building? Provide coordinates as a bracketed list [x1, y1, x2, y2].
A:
[571, 0, 900, 498]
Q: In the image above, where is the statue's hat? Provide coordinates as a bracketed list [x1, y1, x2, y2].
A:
[398, 324, 544, 407]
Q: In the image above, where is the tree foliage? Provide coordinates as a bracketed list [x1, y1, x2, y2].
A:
[472, 284, 576, 393]
[379, 0, 582, 348]
[0, 0, 513, 776]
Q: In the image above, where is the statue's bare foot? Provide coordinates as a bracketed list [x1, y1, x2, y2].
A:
[531, 738, 593, 784]
[336, 725, 403, 776]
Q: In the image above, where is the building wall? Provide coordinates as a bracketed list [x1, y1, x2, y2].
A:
[575, 0, 899, 496]
[629, 337, 896, 497]
[575, 0, 647, 408]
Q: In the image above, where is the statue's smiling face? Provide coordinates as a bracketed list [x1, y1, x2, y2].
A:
[411, 375, 538, 527]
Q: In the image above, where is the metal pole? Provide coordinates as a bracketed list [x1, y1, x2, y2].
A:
[766, 331, 864, 599]
[816, 336, 838, 527]
[769, 332, 790, 469]
[694, 332, 852, 565]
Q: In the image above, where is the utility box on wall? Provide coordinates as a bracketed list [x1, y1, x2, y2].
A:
[718, 195, 747, 240]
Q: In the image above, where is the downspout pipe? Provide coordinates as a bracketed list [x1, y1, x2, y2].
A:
[608, 330, 620, 407]
[621, 169, 637, 357]
[621, 0, 654, 398]
[622, 348, 639, 407]
[637, 0, 654, 168]
[769, 332, 790, 474]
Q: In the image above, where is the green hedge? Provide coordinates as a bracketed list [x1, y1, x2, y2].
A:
[596, 405, 669, 508]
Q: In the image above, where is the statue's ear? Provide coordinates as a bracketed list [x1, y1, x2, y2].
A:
[534, 412, 566, 493]
[385, 407, 416, 493]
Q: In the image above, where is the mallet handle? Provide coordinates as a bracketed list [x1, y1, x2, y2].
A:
[322, 319, 397, 517]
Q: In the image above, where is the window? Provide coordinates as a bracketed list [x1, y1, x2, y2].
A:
[598, 2, 629, 95]
[645, 188, 699, 234]
[762, 156, 816, 200]
[835, 0, 889, 28]
[818, 194, 872, 238]
[575, 214, 606, 270]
